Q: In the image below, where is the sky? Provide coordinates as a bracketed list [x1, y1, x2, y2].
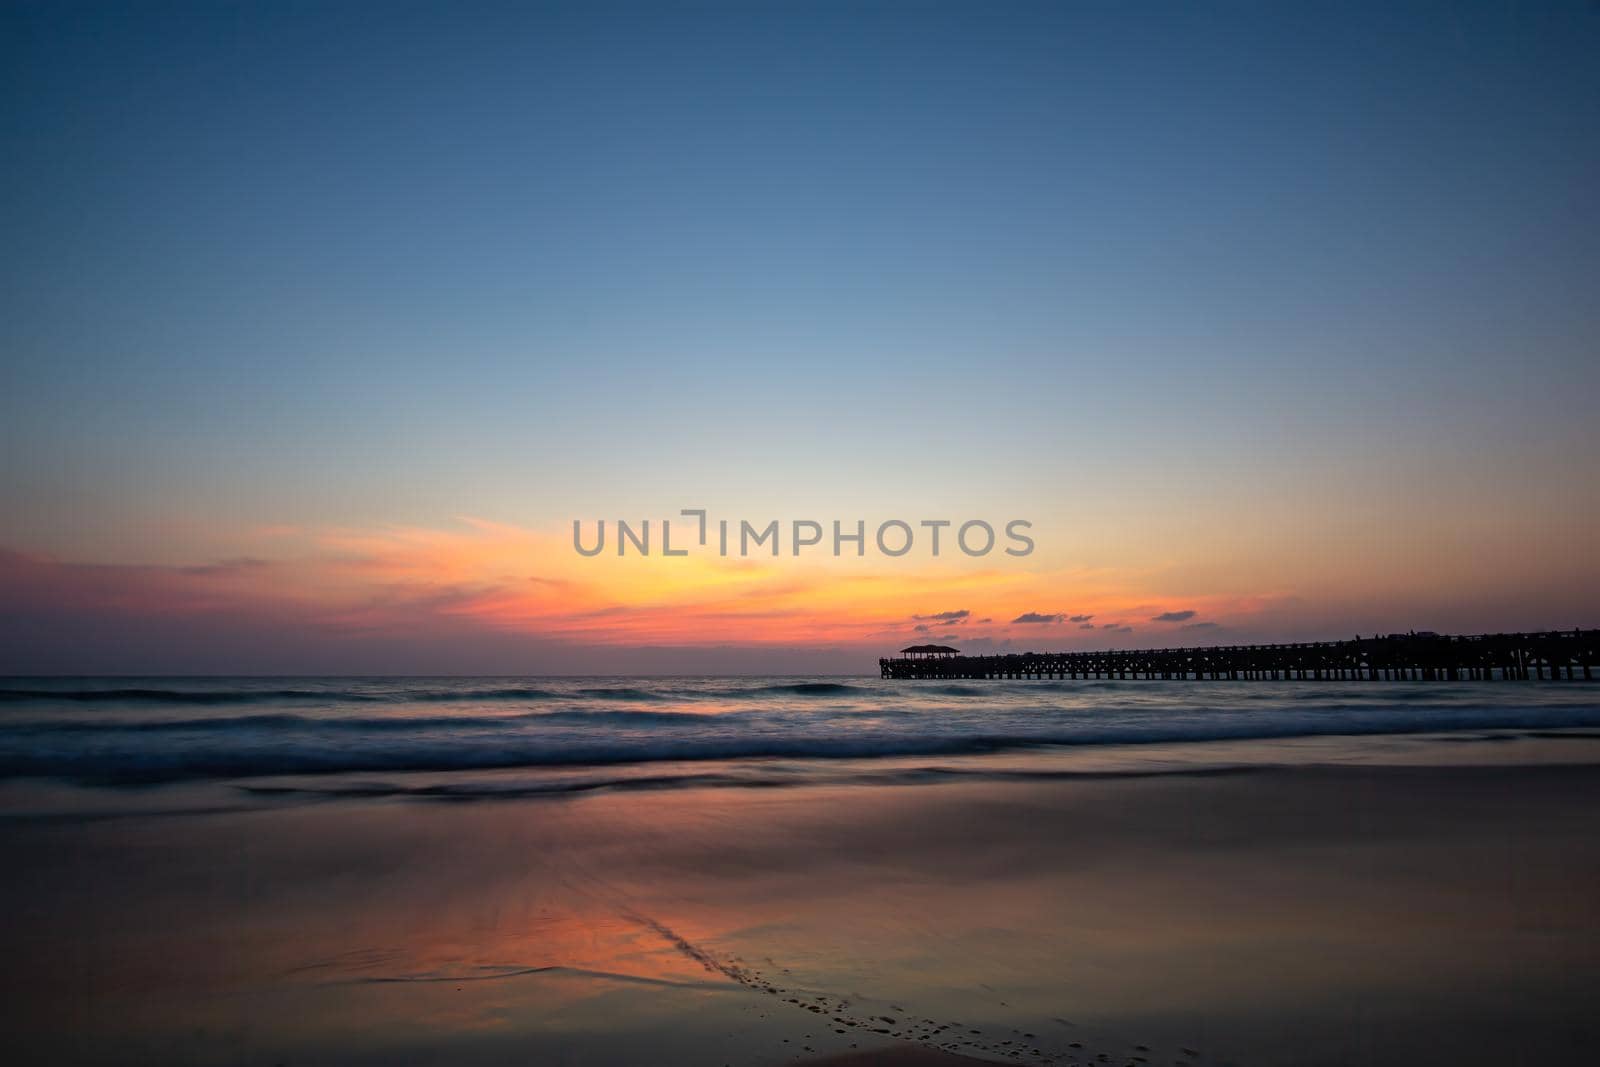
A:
[2, 1, 1597, 674]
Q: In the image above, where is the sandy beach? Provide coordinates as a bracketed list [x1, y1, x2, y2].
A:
[2, 730, 1598, 1066]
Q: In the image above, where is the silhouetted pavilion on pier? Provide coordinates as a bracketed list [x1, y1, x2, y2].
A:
[899, 644, 960, 661]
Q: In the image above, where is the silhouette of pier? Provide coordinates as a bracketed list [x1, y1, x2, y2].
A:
[880, 630, 1597, 681]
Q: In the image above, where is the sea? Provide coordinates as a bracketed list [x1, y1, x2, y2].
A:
[4, 676, 1600, 804]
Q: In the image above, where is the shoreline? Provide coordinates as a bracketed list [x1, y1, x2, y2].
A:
[1, 737, 1598, 1064]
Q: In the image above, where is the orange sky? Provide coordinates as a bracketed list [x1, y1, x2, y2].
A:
[3, 510, 1593, 674]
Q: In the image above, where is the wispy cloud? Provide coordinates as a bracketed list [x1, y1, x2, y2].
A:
[913, 609, 970, 624]
[1151, 610, 1197, 623]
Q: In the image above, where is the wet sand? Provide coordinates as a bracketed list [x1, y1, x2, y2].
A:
[1, 737, 1598, 1065]
[808, 1049, 989, 1066]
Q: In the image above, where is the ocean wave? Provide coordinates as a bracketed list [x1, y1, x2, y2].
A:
[409, 687, 560, 702]
[0, 680, 873, 708]
[237, 763, 1262, 803]
[4, 676, 1599, 788]
[616, 681, 870, 699]
[750, 682, 866, 696]
[4, 707, 1600, 785]
[571, 687, 669, 701]
[0, 685, 570, 705]
[0, 707, 719, 735]
[534, 709, 715, 725]
[0, 687, 367, 705]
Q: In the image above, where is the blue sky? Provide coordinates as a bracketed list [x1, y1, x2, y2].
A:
[1, 2, 1597, 670]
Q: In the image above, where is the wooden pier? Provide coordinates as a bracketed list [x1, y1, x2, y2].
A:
[880, 630, 1598, 682]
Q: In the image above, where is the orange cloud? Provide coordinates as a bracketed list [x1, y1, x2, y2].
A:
[2, 519, 1265, 653]
[277, 519, 1280, 649]
[7, 512, 1592, 675]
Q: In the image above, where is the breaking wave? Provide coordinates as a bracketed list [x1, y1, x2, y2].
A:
[2, 675, 1598, 786]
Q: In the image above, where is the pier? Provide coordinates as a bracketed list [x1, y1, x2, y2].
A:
[880, 630, 1598, 681]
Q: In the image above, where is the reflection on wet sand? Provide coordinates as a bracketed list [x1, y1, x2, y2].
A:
[1, 738, 1599, 1065]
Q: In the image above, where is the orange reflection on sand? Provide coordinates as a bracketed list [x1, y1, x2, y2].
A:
[5, 757, 1600, 1066]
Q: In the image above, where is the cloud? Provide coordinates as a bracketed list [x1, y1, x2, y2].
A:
[1068, 614, 1093, 623]
[1011, 612, 1063, 624]
[978, 617, 993, 624]
[178, 557, 273, 577]
[1078, 622, 1096, 629]
[1105, 625, 1134, 633]
[1183, 621, 1221, 630]
[1100, 622, 1125, 629]
[912, 623, 931, 633]
[913, 609, 970, 622]
[1151, 610, 1197, 623]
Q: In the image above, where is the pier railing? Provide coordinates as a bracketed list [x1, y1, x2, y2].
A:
[879, 630, 1597, 681]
